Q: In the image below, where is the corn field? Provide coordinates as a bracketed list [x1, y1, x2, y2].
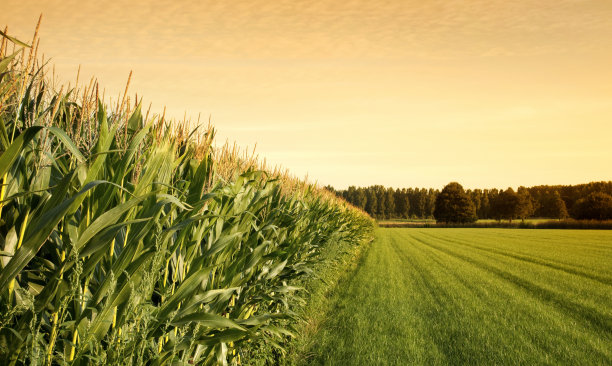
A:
[0, 25, 374, 365]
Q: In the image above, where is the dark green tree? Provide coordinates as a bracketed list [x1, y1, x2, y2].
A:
[341, 186, 354, 206]
[365, 188, 377, 216]
[490, 188, 521, 222]
[374, 185, 386, 219]
[324, 185, 336, 195]
[414, 189, 427, 218]
[384, 187, 395, 219]
[517, 186, 535, 221]
[406, 188, 416, 217]
[469, 189, 482, 218]
[355, 188, 367, 210]
[480, 190, 490, 219]
[425, 188, 438, 218]
[434, 182, 477, 223]
[394, 188, 410, 218]
[549, 191, 569, 220]
[487, 188, 500, 219]
[572, 192, 612, 220]
[538, 190, 568, 219]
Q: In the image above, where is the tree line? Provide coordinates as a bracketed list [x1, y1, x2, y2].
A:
[327, 181, 612, 221]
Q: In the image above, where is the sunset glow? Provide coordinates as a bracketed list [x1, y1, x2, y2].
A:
[2, 0, 611, 189]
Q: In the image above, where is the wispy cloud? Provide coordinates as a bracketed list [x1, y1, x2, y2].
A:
[2, 0, 611, 188]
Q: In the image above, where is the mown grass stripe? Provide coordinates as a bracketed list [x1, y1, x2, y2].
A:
[417, 230, 612, 285]
[420, 229, 612, 271]
[410, 230, 612, 308]
[303, 228, 612, 365]
[411, 232, 612, 335]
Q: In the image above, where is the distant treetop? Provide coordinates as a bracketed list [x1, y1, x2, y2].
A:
[434, 182, 477, 224]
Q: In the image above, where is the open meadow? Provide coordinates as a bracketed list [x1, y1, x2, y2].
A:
[300, 228, 612, 365]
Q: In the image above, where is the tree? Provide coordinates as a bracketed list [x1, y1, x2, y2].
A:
[549, 191, 569, 220]
[384, 187, 395, 219]
[434, 182, 477, 223]
[517, 186, 535, 221]
[480, 190, 490, 219]
[324, 185, 336, 194]
[364, 188, 377, 216]
[486, 188, 500, 219]
[343, 186, 356, 205]
[490, 188, 521, 222]
[414, 189, 427, 218]
[469, 189, 482, 218]
[355, 188, 367, 210]
[425, 188, 438, 218]
[572, 192, 612, 220]
[394, 188, 410, 218]
[374, 185, 386, 219]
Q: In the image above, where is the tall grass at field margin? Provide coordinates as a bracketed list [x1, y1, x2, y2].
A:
[0, 23, 374, 365]
[242, 236, 373, 365]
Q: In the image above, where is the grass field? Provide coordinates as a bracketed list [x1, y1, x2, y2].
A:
[300, 228, 612, 365]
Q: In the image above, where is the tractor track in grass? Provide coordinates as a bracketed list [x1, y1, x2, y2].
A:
[417, 230, 612, 286]
[389, 234, 452, 310]
[405, 233, 490, 304]
[401, 231, 573, 364]
[408, 233, 612, 337]
[302, 228, 612, 365]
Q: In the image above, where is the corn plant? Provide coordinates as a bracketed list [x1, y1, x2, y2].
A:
[0, 27, 374, 365]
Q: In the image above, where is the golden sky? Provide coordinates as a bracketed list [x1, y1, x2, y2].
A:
[2, 0, 612, 189]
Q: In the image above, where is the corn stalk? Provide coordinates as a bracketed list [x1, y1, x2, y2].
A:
[0, 28, 374, 365]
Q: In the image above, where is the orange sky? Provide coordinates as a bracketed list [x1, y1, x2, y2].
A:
[2, 0, 612, 189]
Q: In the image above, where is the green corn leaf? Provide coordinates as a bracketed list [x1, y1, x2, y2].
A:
[85, 251, 154, 342]
[0, 179, 105, 293]
[195, 329, 249, 347]
[79, 217, 150, 258]
[178, 287, 238, 315]
[237, 313, 288, 327]
[0, 126, 43, 178]
[76, 193, 151, 251]
[0, 226, 17, 268]
[266, 259, 288, 280]
[127, 103, 142, 132]
[0, 51, 20, 75]
[171, 312, 246, 331]
[46, 126, 86, 163]
[204, 232, 242, 258]
[155, 267, 210, 322]
[0, 30, 31, 47]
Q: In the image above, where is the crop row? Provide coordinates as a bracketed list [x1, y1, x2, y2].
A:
[0, 28, 374, 365]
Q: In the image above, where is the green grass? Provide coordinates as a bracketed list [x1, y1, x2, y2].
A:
[300, 228, 612, 365]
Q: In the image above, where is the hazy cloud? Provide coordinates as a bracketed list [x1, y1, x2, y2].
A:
[1, 0, 611, 188]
